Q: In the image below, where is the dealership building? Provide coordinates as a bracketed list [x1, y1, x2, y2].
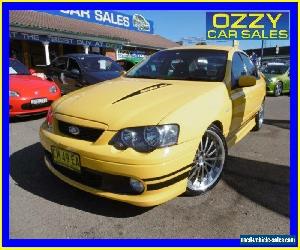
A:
[9, 10, 178, 68]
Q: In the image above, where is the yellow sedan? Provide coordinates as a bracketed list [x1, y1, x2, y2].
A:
[40, 45, 266, 207]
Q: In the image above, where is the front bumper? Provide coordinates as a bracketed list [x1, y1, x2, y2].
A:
[10, 94, 60, 117]
[40, 122, 197, 207]
[266, 83, 275, 94]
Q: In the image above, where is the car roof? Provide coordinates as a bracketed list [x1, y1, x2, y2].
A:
[165, 45, 239, 52]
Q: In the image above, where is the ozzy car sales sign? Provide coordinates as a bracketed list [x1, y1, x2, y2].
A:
[36, 10, 154, 34]
[206, 12, 289, 40]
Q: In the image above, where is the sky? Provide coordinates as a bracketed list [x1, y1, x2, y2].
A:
[121, 10, 290, 50]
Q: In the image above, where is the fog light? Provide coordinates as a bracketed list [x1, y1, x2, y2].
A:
[129, 178, 144, 194]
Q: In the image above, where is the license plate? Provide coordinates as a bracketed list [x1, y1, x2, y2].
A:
[51, 146, 81, 172]
[31, 98, 48, 105]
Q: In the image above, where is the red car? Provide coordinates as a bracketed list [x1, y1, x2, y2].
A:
[9, 58, 61, 117]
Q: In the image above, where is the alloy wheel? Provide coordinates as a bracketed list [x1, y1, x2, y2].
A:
[275, 83, 282, 96]
[187, 129, 225, 192]
[258, 104, 264, 128]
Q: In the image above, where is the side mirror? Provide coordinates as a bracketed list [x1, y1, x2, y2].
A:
[71, 69, 80, 75]
[238, 75, 256, 87]
[29, 68, 36, 74]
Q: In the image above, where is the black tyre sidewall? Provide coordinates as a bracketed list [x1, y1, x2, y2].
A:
[253, 102, 264, 131]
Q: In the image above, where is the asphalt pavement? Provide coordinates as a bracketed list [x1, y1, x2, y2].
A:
[9, 95, 290, 239]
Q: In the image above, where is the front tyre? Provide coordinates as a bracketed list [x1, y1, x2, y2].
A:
[186, 125, 227, 196]
[274, 82, 283, 97]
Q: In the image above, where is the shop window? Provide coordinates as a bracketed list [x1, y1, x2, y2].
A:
[29, 42, 46, 66]
[105, 49, 116, 60]
[63, 44, 81, 55]
[10, 40, 23, 62]
[49, 44, 61, 62]
[91, 47, 100, 54]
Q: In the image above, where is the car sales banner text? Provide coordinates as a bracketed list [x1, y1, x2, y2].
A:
[36, 10, 154, 34]
[206, 12, 289, 40]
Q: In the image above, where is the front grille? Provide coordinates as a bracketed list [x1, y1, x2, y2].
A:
[21, 101, 52, 110]
[57, 120, 104, 142]
[45, 151, 134, 194]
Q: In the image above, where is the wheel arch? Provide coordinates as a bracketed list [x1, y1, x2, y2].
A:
[210, 120, 224, 134]
[277, 80, 283, 85]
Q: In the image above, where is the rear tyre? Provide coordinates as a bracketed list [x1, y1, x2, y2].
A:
[253, 102, 264, 131]
[186, 125, 227, 196]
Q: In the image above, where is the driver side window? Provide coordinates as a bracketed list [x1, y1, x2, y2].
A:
[231, 53, 246, 89]
[240, 53, 258, 78]
[67, 58, 81, 73]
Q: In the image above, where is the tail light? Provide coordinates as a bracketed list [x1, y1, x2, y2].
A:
[46, 107, 53, 129]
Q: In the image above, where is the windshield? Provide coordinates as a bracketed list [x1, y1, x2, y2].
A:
[9, 59, 30, 75]
[126, 49, 228, 82]
[263, 65, 288, 75]
[77, 56, 123, 72]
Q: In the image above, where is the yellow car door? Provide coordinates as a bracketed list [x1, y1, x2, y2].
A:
[229, 52, 263, 143]
[229, 52, 251, 135]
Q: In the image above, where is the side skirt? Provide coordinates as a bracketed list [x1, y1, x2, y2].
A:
[226, 117, 256, 148]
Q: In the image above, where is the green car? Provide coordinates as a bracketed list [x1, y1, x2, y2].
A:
[262, 63, 290, 96]
[116, 57, 143, 71]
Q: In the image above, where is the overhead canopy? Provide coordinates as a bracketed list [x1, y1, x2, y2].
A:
[9, 10, 179, 50]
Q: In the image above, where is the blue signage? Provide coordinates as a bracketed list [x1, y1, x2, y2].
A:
[10, 31, 123, 49]
[36, 10, 154, 34]
[118, 49, 146, 59]
[206, 12, 289, 40]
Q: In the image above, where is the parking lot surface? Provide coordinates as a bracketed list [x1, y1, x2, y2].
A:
[9, 96, 290, 238]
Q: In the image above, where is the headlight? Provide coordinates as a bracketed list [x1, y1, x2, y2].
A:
[49, 85, 57, 93]
[110, 124, 179, 152]
[46, 107, 54, 131]
[9, 90, 20, 97]
[270, 77, 277, 82]
[265, 77, 276, 85]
